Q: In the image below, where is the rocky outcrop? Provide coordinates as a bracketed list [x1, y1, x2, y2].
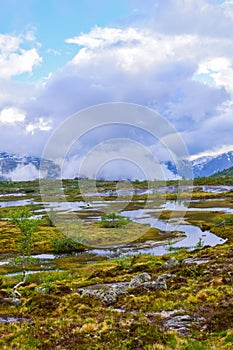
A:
[79, 272, 174, 305]
[129, 272, 151, 288]
[79, 282, 128, 306]
[96, 283, 128, 305]
[152, 309, 205, 335]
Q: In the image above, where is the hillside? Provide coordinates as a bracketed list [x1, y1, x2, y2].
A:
[211, 165, 233, 177]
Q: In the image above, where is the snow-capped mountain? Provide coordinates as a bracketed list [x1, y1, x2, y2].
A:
[1, 150, 233, 181]
[0, 152, 60, 180]
[191, 151, 233, 178]
[164, 151, 233, 178]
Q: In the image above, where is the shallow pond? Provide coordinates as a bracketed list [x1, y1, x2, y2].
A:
[201, 185, 233, 193]
[0, 198, 34, 208]
[5, 269, 63, 277]
[0, 186, 230, 260]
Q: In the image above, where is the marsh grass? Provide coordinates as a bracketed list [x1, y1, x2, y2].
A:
[99, 212, 131, 228]
[0, 179, 233, 349]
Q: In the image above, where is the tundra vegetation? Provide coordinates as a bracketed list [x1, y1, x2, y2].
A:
[0, 178, 232, 349]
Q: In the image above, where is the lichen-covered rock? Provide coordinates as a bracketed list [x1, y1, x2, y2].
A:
[79, 288, 98, 297]
[163, 258, 179, 269]
[143, 280, 167, 290]
[157, 273, 176, 281]
[129, 272, 151, 288]
[79, 272, 170, 306]
[164, 314, 196, 335]
[96, 289, 118, 305]
[79, 282, 128, 305]
[96, 283, 128, 305]
[152, 309, 205, 336]
[11, 298, 21, 307]
[112, 283, 128, 295]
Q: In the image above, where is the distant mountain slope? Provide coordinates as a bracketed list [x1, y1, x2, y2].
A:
[211, 165, 233, 177]
[192, 151, 233, 178]
[1, 149, 233, 181]
[0, 152, 60, 180]
[163, 151, 233, 178]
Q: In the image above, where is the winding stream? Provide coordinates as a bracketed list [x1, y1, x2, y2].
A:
[0, 187, 230, 261]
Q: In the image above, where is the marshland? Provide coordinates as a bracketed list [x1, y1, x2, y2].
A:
[0, 177, 233, 349]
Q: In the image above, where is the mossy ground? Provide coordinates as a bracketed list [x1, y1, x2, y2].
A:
[0, 179, 233, 349]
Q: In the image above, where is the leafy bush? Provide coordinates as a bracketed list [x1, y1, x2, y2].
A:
[116, 255, 138, 270]
[51, 235, 85, 253]
[99, 212, 131, 228]
[215, 215, 233, 226]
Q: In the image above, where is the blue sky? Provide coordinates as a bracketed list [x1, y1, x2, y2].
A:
[0, 0, 134, 81]
[0, 0, 233, 180]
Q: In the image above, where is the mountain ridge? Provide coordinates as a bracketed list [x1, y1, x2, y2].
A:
[0, 151, 60, 180]
[1, 150, 233, 180]
[191, 151, 233, 178]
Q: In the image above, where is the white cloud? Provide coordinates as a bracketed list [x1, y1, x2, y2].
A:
[222, 0, 233, 19]
[67, 27, 200, 75]
[60, 141, 179, 181]
[0, 32, 42, 79]
[48, 25, 226, 130]
[189, 144, 233, 161]
[26, 117, 52, 135]
[6, 164, 39, 181]
[0, 48, 42, 79]
[195, 57, 233, 93]
[0, 107, 26, 124]
[66, 27, 143, 49]
[1, 0, 233, 172]
[0, 33, 21, 53]
[47, 48, 61, 56]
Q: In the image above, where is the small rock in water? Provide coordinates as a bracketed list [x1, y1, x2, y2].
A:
[163, 258, 179, 269]
[129, 272, 151, 288]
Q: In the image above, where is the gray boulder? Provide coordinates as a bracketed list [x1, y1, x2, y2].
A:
[143, 280, 167, 290]
[157, 273, 176, 281]
[112, 283, 128, 295]
[96, 289, 118, 305]
[163, 258, 179, 269]
[129, 272, 151, 288]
